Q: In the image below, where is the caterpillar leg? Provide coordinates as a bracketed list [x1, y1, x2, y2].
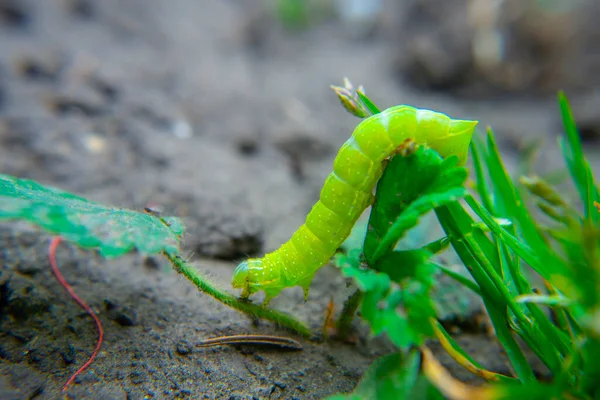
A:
[299, 275, 315, 302]
[239, 286, 252, 301]
[390, 138, 417, 159]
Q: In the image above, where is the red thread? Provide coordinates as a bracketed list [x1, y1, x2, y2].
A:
[48, 237, 104, 392]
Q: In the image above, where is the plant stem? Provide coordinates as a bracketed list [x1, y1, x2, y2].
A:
[165, 253, 313, 338]
[336, 289, 363, 340]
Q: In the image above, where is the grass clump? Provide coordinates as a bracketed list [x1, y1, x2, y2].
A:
[327, 83, 600, 399]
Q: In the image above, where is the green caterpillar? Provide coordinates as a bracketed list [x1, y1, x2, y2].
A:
[232, 105, 477, 304]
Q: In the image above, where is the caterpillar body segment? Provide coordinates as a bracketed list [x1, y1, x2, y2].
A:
[232, 105, 477, 304]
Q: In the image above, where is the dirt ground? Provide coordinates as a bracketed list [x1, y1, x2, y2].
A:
[0, 1, 598, 399]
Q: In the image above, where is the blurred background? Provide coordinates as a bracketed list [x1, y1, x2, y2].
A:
[1, 0, 598, 257]
[0, 1, 598, 397]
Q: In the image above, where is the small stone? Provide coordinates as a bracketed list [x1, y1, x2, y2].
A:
[176, 340, 192, 356]
[105, 300, 139, 326]
[274, 381, 286, 390]
[60, 343, 76, 365]
[130, 370, 146, 385]
[114, 307, 138, 326]
[235, 136, 259, 156]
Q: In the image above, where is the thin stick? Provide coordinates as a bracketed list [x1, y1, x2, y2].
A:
[165, 252, 313, 338]
[335, 289, 363, 340]
[197, 334, 302, 350]
[48, 237, 104, 392]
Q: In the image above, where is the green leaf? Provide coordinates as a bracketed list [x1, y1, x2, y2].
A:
[558, 92, 599, 224]
[0, 174, 183, 258]
[356, 91, 382, 116]
[339, 252, 437, 349]
[374, 249, 435, 287]
[431, 262, 481, 296]
[364, 147, 468, 264]
[275, 0, 309, 30]
[581, 338, 600, 396]
[487, 380, 576, 400]
[327, 351, 440, 400]
[470, 135, 494, 212]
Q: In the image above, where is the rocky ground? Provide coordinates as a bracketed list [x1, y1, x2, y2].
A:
[0, 0, 598, 398]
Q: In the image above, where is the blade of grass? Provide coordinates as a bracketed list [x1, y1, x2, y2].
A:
[470, 136, 494, 212]
[484, 130, 564, 279]
[485, 301, 536, 382]
[431, 318, 516, 383]
[336, 289, 363, 340]
[435, 203, 536, 382]
[432, 262, 481, 296]
[356, 91, 382, 115]
[436, 200, 568, 379]
[499, 240, 573, 358]
[465, 195, 549, 280]
[466, 195, 573, 374]
[558, 92, 599, 224]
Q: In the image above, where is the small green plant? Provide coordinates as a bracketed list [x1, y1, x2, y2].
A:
[268, 0, 336, 30]
[325, 83, 599, 399]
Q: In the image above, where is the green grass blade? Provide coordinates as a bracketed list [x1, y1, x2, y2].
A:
[484, 130, 565, 277]
[558, 92, 599, 224]
[470, 136, 494, 212]
[485, 301, 537, 382]
[326, 351, 425, 400]
[465, 194, 550, 280]
[431, 262, 481, 295]
[435, 203, 539, 381]
[357, 91, 382, 115]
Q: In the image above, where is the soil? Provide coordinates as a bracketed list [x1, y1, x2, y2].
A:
[0, 0, 597, 399]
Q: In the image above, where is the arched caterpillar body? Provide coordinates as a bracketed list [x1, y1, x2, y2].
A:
[232, 105, 477, 304]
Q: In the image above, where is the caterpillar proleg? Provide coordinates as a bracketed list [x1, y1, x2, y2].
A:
[232, 105, 477, 304]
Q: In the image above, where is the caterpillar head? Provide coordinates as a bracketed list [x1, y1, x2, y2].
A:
[232, 258, 263, 293]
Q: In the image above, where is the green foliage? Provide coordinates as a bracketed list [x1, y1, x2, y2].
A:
[275, 0, 309, 29]
[271, 0, 335, 31]
[327, 351, 442, 400]
[336, 147, 468, 350]
[0, 174, 183, 257]
[332, 86, 600, 399]
[558, 93, 599, 224]
[364, 147, 467, 264]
